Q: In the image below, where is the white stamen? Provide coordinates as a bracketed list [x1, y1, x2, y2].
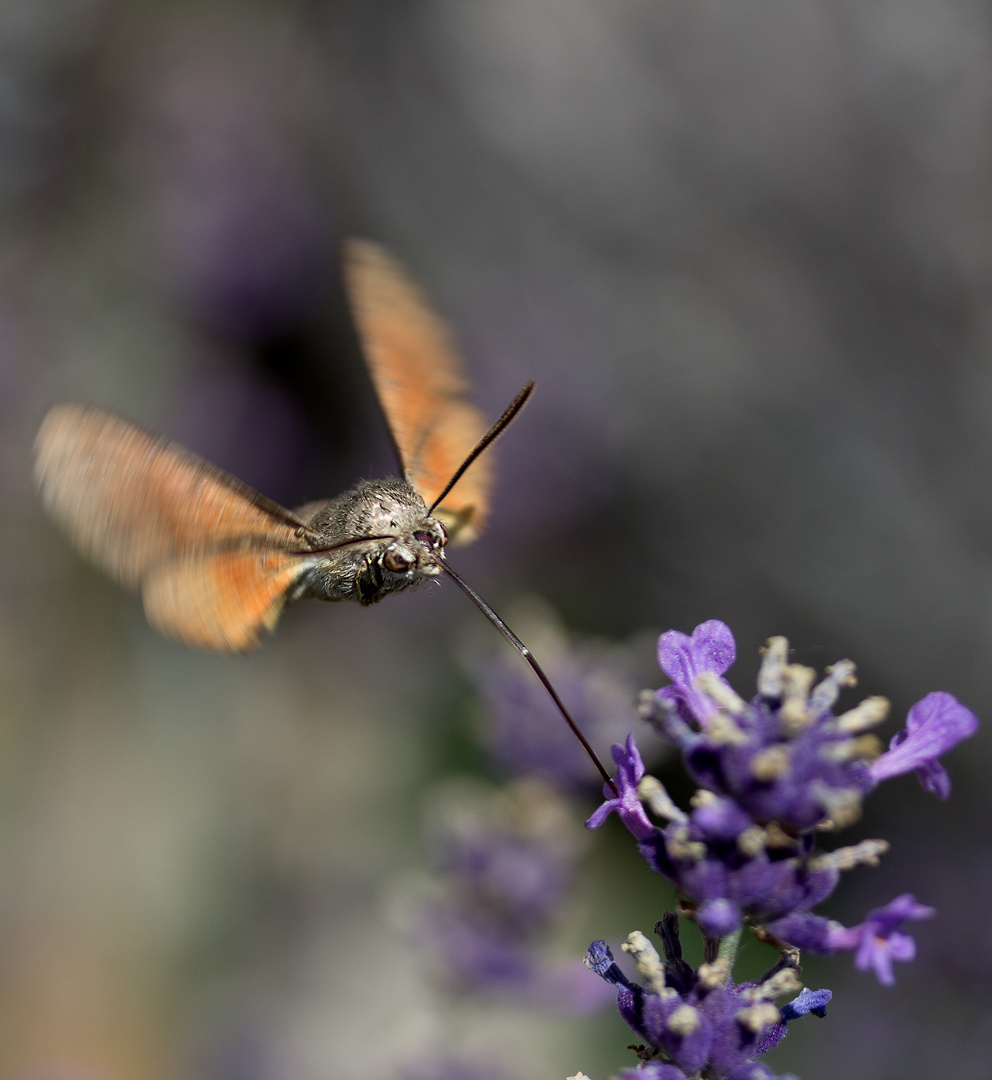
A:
[695, 670, 748, 716]
[780, 664, 817, 733]
[750, 745, 791, 781]
[763, 821, 798, 850]
[809, 659, 858, 713]
[810, 838, 889, 872]
[696, 956, 730, 989]
[737, 825, 767, 857]
[818, 734, 881, 764]
[706, 711, 751, 746]
[665, 826, 706, 862]
[741, 968, 802, 1001]
[638, 775, 688, 823]
[836, 695, 891, 734]
[737, 1002, 783, 1032]
[811, 782, 863, 830]
[667, 1003, 702, 1035]
[622, 931, 668, 994]
[757, 637, 790, 698]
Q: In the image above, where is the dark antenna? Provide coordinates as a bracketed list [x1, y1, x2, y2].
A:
[297, 534, 398, 557]
[428, 380, 536, 516]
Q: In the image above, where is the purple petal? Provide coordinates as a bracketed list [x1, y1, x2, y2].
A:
[697, 898, 741, 938]
[658, 620, 736, 684]
[780, 987, 832, 1020]
[615, 732, 647, 785]
[826, 894, 934, 985]
[914, 759, 951, 799]
[855, 934, 898, 985]
[885, 931, 917, 963]
[585, 800, 617, 830]
[585, 735, 656, 840]
[762, 913, 834, 953]
[657, 621, 737, 724]
[692, 797, 753, 841]
[870, 692, 978, 797]
[584, 940, 631, 987]
[868, 893, 936, 932]
[616, 983, 645, 1036]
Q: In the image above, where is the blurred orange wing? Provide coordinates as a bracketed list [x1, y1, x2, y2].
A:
[34, 404, 315, 650]
[343, 239, 492, 544]
[143, 548, 308, 651]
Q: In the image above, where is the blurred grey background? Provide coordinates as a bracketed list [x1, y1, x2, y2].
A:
[2, 1, 991, 1078]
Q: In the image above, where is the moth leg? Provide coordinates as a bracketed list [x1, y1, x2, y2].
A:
[356, 554, 384, 605]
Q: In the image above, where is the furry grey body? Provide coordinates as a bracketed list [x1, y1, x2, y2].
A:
[291, 477, 447, 606]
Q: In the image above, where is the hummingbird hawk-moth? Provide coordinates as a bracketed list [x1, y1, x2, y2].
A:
[34, 239, 611, 785]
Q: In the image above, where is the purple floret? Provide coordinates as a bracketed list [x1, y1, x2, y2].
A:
[870, 691, 978, 798]
[586, 734, 658, 841]
[657, 619, 737, 726]
[825, 894, 935, 985]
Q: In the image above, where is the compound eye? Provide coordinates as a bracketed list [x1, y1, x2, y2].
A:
[414, 525, 446, 550]
[384, 549, 412, 573]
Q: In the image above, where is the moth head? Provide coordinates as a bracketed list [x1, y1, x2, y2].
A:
[375, 516, 447, 580]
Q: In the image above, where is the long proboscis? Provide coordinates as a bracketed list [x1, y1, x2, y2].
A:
[340, 378, 615, 792]
[439, 558, 618, 795]
[427, 379, 536, 516]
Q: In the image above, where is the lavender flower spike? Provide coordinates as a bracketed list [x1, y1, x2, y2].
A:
[826, 894, 935, 986]
[585, 920, 823, 1080]
[581, 617, 977, 1076]
[586, 734, 657, 840]
[870, 692, 978, 798]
